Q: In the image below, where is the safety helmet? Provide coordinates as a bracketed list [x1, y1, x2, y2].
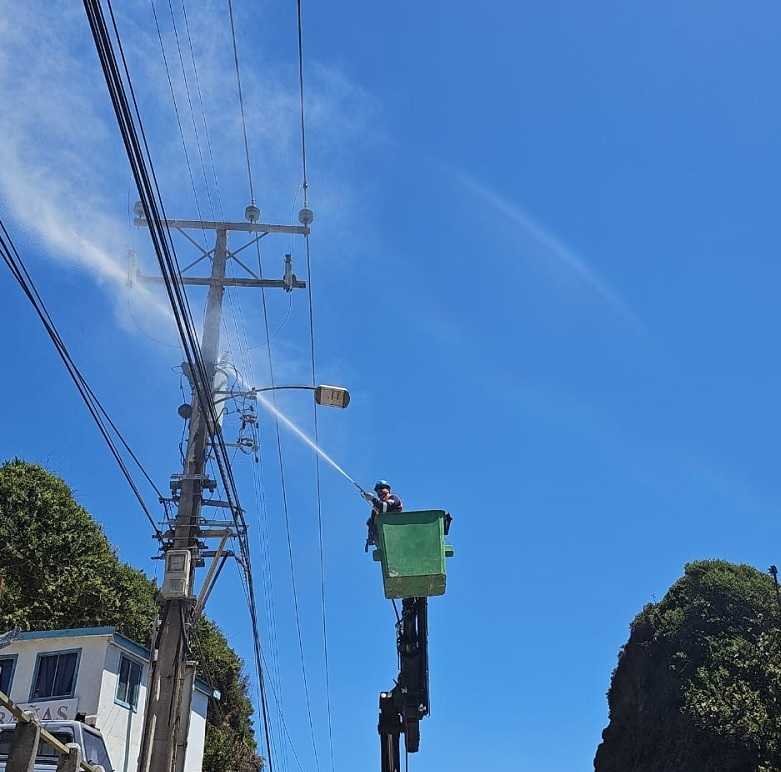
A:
[374, 480, 391, 492]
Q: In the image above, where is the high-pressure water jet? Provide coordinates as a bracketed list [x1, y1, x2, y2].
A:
[253, 391, 364, 490]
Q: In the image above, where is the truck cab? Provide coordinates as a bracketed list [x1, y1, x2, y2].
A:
[0, 720, 114, 772]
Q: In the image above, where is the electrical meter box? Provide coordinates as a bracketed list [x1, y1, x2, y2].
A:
[372, 510, 454, 599]
[161, 549, 192, 599]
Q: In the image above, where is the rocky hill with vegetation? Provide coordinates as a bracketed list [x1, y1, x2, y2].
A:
[595, 559, 781, 772]
[0, 459, 261, 772]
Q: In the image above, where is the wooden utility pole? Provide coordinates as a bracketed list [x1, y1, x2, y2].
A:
[133, 212, 309, 772]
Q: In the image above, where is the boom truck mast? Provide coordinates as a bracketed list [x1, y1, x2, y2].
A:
[370, 511, 453, 772]
[378, 597, 429, 772]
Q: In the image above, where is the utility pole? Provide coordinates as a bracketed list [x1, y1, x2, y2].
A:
[133, 207, 311, 772]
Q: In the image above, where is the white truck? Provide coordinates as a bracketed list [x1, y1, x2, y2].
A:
[0, 720, 114, 772]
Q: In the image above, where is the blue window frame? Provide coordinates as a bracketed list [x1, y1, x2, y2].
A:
[115, 655, 142, 710]
[30, 649, 80, 700]
[0, 655, 16, 695]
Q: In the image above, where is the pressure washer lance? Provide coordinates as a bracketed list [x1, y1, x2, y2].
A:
[355, 481, 375, 503]
[354, 482, 382, 552]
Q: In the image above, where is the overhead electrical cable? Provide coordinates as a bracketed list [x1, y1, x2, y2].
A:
[0, 218, 165, 541]
[254, 240, 321, 772]
[85, 0, 246, 561]
[162, 0, 219, 222]
[85, 4, 333, 772]
[155, 3, 310, 764]
[219, 277, 290, 749]
[227, 0, 256, 206]
[238, 529, 278, 772]
[247, 434, 287, 737]
[126, 296, 180, 348]
[179, 0, 224, 220]
[216, 267, 291, 771]
[224, 0, 329, 751]
[82, 2, 277, 767]
[304, 243, 335, 772]
[148, 0, 205, 225]
[296, 0, 336, 767]
[296, 0, 309, 210]
[234, 559, 308, 772]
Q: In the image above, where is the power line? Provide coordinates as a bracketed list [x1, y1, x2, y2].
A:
[253, 240, 321, 772]
[304, 237, 336, 772]
[234, 558, 314, 772]
[0, 218, 165, 541]
[82, 3, 278, 769]
[296, 0, 336, 766]
[86, 0, 248, 540]
[178, 0, 224, 221]
[85, 4, 331, 772]
[296, 0, 309, 208]
[149, 0, 205, 224]
[227, 0, 256, 206]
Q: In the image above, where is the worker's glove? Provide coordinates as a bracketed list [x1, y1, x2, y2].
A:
[362, 491, 374, 502]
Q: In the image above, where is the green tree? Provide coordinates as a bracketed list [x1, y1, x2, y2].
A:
[595, 559, 781, 772]
[193, 619, 263, 772]
[0, 459, 261, 772]
[0, 458, 158, 640]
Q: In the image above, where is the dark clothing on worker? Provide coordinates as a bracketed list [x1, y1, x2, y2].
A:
[365, 489, 403, 551]
[370, 492, 403, 514]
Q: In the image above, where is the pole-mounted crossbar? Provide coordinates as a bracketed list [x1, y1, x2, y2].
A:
[134, 218, 309, 235]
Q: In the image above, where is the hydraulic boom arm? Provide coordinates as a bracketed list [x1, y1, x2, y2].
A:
[377, 597, 429, 772]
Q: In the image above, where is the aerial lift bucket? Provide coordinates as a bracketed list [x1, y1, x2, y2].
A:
[372, 510, 454, 599]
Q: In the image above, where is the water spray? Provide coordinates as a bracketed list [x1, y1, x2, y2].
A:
[253, 391, 372, 499]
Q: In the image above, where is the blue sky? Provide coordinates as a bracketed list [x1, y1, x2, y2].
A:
[2, 1, 781, 770]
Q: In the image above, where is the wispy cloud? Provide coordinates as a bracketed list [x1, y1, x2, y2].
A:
[0, 0, 177, 335]
[451, 170, 652, 340]
[0, 0, 372, 351]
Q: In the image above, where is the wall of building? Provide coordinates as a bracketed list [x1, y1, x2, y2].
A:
[0, 628, 110, 722]
[95, 640, 150, 772]
[0, 628, 212, 772]
[186, 689, 210, 772]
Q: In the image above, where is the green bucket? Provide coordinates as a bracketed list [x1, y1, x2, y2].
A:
[372, 510, 454, 599]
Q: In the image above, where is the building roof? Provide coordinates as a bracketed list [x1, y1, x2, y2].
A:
[13, 627, 218, 698]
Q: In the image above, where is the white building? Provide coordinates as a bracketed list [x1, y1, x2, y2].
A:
[0, 627, 215, 772]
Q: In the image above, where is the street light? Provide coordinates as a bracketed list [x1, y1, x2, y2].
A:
[313, 384, 351, 409]
[212, 384, 351, 409]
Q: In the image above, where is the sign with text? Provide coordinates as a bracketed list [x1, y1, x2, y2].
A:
[0, 698, 78, 724]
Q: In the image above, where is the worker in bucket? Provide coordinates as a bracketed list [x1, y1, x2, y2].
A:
[364, 480, 403, 550]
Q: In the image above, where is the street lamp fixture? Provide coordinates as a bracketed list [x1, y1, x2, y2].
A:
[211, 384, 351, 409]
[313, 384, 351, 409]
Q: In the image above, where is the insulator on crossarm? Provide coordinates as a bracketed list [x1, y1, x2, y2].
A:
[245, 203, 261, 223]
[283, 254, 296, 292]
[298, 207, 313, 226]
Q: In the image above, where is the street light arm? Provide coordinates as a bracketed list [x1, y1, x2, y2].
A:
[212, 384, 350, 408]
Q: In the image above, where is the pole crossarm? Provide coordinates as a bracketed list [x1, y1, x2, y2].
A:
[133, 275, 306, 289]
[134, 218, 309, 235]
[131, 219, 307, 289]
[159, 528, 241, 540]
